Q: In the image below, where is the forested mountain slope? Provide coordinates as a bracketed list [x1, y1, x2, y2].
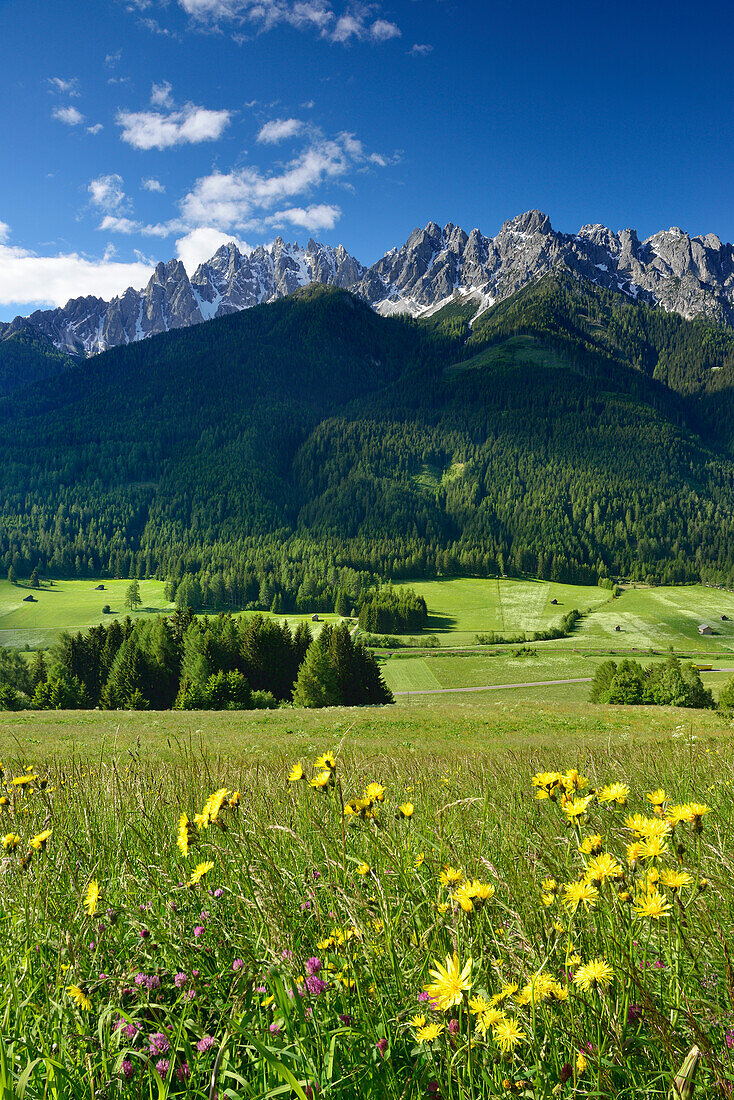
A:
[2, 279, 734, 601]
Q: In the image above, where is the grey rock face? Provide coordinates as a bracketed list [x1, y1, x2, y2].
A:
[10, 240, 366, 357]
[357, 212, 734, 325]
[8, 212, 734, 357]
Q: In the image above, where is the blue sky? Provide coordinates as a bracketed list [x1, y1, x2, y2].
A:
[1, 0, 733, 320]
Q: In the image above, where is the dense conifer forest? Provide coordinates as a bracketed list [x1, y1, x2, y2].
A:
[3, 278, 734, 606]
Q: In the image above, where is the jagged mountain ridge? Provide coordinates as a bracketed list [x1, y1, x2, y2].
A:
[4, 209, 734, 357]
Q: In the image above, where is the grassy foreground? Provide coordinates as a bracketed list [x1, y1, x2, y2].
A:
[0, 704, 733, 1097]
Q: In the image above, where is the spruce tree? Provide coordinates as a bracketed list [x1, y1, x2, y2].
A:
[292, 627, 340, 708]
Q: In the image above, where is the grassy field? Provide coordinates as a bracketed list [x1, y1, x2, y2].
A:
[0, 704, 731, 1096]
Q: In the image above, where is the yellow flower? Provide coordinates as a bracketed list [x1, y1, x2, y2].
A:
[29, 829, 52, 850]
[363, 782, 385, 803]
[439, 866, 463, 888]
[423, 952, 472, 1010]
[576, 1051, 587, 1073]
[355, 862, 370, 876]
[188, 861, 215, 886]
[288, 762, 304, 782]
[573, 958, 614, 992]
[682, 802, 710, 830]
[2, 833, 20, 851]
[416, 1022, 444, 1043]
[492, 1017, 526, 1053]
[315, 752, 336, 771]
[398, 802, 414, 818]
[562, 769, 589, 792]
[562, 794, 595, 819]
[455, 883, 475, 913]
[532, 771, 563, 794]
[578, 834, 603, 855]
[626, 841, 644, 865]
[633, 889, 671, 919]
[468, 995, 491, 1015]
[12, 774, 37, 787]
[659, 867, 693, 891]
[584, 853, 623, 884]
[309, 770, 332, 790]
[228, 791, 241, 809]
[207, 788, 229, 823]
[414, 853, 425, 869]
[646, 789, 667, 807]
[597, 782, 630, 805]
[67, 984, 91, 1011]
[625, 813, 671, 839]
[542, 877, 559, 892]
[476, 1007, 505, 1036]
[666, 804, 689, 827]
[469, 880, 495, 904]
[516, 972, 557, 1006]
[563, 880, 598, 912]
[177, 812, 190, 856]
[409, 1014, 427, 1029]
[84, 879, 100, 917]
[639, 835, 668, 861]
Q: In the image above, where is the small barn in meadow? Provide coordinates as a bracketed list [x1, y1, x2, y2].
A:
[23, 594, 36, 602]
[614, 625, 621, 632]
[698, 624, 714, 635]
[95, 584, 105, 591]
[311, 614, 320, 622]
[550, 598, 558, 605]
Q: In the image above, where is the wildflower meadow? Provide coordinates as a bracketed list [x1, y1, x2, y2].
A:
[1, 737, 733, 1098]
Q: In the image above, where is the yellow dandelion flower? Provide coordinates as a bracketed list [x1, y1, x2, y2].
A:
[576, 1051, 587, 1073]
[288, 762, 304, 782]
[666, 804, 689, 827]
[562, 794, 595, 819]
[436, 902, 449, 914]
[2, 833, 20, 851]
[659, 867, 694, 891]
[315, 752, 336, 771]
[542, 877, 559, 892]
[492, 1017, 526, 1053]
[423, 952, 472, 1010]
[207, 788, 229, 822]
[532, 770, 562, 791]
[414, 853, 425, 869]
[67, 984, 91, 1011]
[355, 862, 370, 876]
[573, 958, 614, 992]
[626, 841, 644, 865]
[228, 791, 241, 809]
[639, 835, 668, 861]
[12, 774, 37, 787]
[469, 880, 495, 903]
[439, 866, 464, 888]
[550, 982, 569, 1002]
[562, 769, 589, 792]
[632, 889, 671, 919]
[578, 833, 603, 855]
[316, 937, 334, 951]
[646, 789, 667, 807]
[398, 802, 414, 818]
[455, 883, 475, 913]
[363, 782, 385, 803]
[177, 812, 190, 856]
[516, 972, 556, 1006]
[625, 813, 671, 839]
[476, 1007, 505, 1036]
[409, 1014, 427, 1029]
[416, 1022, 444, 1043]
[682, 802, 710, 830]
[188, 861, 215, 886]
[468, 995, 491, 1015]
[584, 853, 623, 884]
[309, 770, 332, 790]
[597, 782, 630, 805]
[541, 893, 555, 907]
[563, 880, 598, 912]
[84, 879, 100, 917]
[29, 829, 52, 850]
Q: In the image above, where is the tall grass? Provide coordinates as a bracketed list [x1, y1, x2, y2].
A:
[0, 736, 732, 1098]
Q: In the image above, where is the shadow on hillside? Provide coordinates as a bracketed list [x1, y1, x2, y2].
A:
[424, 612, 456, 632]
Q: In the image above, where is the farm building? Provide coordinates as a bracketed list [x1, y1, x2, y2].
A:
[550, 598, 558, 605]
[95, 584, 105, 591]
[614, 625, 621, 632]
[23, 594, 36, 602]
[698, 624, 714, 635]
[311, 614, 320, 622]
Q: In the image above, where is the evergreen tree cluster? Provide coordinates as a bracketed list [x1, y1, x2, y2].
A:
[357, 586, 428, 633]
[589, 655, 714, 708]
[0, 610, 393, 711]
[4, 281, 734, 592]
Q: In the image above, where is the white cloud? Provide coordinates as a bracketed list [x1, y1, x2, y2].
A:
[173, 0, 401, 44]
[0, 230, 154, 309]
[0, 222, 10, 244]
[150, 80, 173, 107]
[116, 103, 231, 150]
[142, 177, 166, 193]
[409, 42, 433, 56]
[52, 105, 85, 126]
[179, 132, 369, 230]
[105, 50, 122, 67]
[175, 226, 252, 273]
[369, 18, 400, 40]
[256, 117, 304, 144]
[88, 174, 127, 214]
[98, 215, 171, 237]
[48, 77, 80, 96]
[87, 123, 104, 135]
[267, 203, 340, 231]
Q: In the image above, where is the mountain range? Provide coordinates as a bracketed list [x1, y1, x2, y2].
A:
[3, 209, 734, 361]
